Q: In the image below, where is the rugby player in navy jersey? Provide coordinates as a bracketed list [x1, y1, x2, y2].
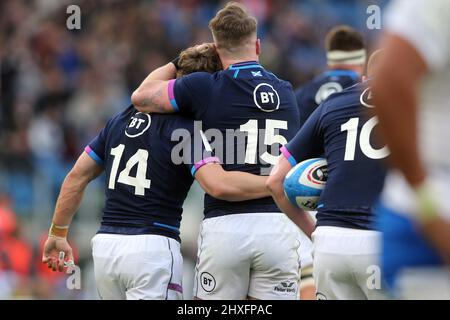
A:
[293, 26, 366, 299]
[295, 25, 366, 126]
[132, 2, 304, 300]
[295, 25, 366, 128]
[267, 51, 388, 300]
[42, 44, 270, 300]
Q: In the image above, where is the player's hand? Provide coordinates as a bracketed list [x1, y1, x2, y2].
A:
[195, 42, 215, 51]
[42, 236, 74, 272]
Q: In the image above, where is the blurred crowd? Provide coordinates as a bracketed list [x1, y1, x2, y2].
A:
[0, 0, 386, 299]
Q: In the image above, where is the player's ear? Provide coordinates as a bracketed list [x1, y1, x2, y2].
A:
[256, 39, 261, 56]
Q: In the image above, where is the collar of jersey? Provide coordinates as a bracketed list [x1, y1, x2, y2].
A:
[228, 60, 261, 68]
[323, 69, 360, 81]
[228, 61, 263, 78]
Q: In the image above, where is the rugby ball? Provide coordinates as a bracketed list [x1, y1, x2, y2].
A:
[283, 158, 328, 210]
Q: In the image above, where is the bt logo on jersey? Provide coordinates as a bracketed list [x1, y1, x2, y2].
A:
[125, 112, 151, 138]
[200, 272, 216, 292]
[253, 83, 280, 112]
[315, 81, 343, 104]
[261, 92, 275, 104]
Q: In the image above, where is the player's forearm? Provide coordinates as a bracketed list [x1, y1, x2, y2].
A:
[51, 153, 103, 228]
[268, 183, 315, 238]
[217, 172, 269, 201]
[266, 156, 315, 237]
[131, 63, 176, 113]
[52, 171, 90, 227]
[142, 63, 177, 83]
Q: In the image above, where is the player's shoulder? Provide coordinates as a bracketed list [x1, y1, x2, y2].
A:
[108, 105, 192, 134]
[106, 104, 135, 128]
[295, 70, 357, 97]
[320, 81, 366, 113]
[387, 0, 449, 19]
[220, 63, 292, 87]
[386, 0, 450, 72]
[262, 68, 293, 90]
[153, 113, 194, 135]
[320, 70, 359, 89]
[179, 71, 216, 84]
[295, 75, 319, 98]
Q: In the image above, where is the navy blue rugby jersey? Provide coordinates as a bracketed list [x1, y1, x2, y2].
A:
[86, 105, 217, 241]
[295, 69, 360, 128]
[282, 81, 388, 230]
[169, 61, 300, 218]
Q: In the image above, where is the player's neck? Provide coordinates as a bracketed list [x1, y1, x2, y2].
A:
[327, 64, 363, 76]
[221, 56, 260, 70]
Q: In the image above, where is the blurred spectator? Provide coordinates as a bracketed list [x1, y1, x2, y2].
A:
[0, 193, 33, 299]
[0, 192, 81, 299]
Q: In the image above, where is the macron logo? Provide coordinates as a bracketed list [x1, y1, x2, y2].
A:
[252, 71, 262, 77]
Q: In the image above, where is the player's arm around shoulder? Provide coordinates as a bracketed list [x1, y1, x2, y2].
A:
[194, 163, 269, 202]
[131, 62, 177, 114]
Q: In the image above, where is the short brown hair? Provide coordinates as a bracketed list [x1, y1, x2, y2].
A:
[177, 44, 222, 78]
[209, 2, 257, 51]
[325, 25, 365, 52]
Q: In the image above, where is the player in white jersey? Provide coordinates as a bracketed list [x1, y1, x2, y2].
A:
[373, 0, 450, 299]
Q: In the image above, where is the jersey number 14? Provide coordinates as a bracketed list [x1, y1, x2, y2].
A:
[108, 144, 151, 196]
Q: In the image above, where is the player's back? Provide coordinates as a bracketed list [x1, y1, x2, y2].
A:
[306, 81, 387, 229]
[172, 61, 300, 218]
[86, 105, 195, 241]
[283, 80, 388, 300]
[295, 70, 360, 127]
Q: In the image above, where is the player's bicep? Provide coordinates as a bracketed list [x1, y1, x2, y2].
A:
[185, 128, 221, 177]
[85, 122, 112, 166]
[72, 152, 104, 182]
[192, 162, 231, 200]
[266, 155, 293, 198]
[132, 80, 176, 114]
[194, 163, 224, 191]
[196, 164, 269, 201]
[269, 155, 293, 183]
[173, 72, 212, 117]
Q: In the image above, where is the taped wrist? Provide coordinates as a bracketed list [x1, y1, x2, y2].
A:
[300, 265, 315, 289]
[49, 222, 69, 238]
[414, 180, 440, 222]
[171, 56, 181, 70]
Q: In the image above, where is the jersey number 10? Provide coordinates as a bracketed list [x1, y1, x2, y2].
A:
[341, 116, 389, 161]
